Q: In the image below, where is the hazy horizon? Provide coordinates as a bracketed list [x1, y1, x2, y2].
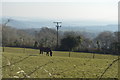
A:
[1, 16, 118, 27]
[1, 0, 118, 26]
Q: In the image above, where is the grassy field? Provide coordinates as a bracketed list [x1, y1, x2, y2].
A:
[2, 47, 118, 78]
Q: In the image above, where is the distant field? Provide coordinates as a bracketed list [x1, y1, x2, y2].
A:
[2, 47, 118, 78]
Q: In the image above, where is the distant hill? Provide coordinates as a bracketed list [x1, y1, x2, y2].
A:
[1, 18, 51, 29]
[1, 18, 118, 33]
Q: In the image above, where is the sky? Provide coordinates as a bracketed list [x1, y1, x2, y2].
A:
[1, 0, 120, 25]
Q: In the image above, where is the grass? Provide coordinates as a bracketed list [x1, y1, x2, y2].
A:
[2, 47, 118, 78]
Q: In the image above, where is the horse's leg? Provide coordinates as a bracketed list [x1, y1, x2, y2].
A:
[48, 52, 49, 56]
[46, 52, 49, 56]
[50, 51, 52, 56]
[40, 50, 41, 55]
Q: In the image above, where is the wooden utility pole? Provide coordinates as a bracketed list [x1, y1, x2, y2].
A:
[53, 22, 62, 48]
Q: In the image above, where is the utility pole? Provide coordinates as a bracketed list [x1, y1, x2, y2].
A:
[53, 22, 62, 48]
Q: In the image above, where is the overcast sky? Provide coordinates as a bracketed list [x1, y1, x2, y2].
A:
[1, 0, 119, 25]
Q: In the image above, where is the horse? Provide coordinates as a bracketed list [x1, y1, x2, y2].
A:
[39, 47, 52, 56]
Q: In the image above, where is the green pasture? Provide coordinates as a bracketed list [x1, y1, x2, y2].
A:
[1, 47, 119, 78]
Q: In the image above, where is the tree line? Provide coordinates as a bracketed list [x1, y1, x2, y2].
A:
[1, 25, 120, 55]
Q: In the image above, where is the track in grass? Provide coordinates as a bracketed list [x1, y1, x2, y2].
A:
[2, 47, 118, 78]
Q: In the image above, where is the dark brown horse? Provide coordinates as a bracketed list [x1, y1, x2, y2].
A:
[39, 47, 52, 56]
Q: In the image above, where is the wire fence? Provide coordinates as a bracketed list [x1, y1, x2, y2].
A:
[2, 47, 119, 78]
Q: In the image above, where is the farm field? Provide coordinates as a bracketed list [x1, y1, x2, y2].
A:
[1, 47, 119, 78]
